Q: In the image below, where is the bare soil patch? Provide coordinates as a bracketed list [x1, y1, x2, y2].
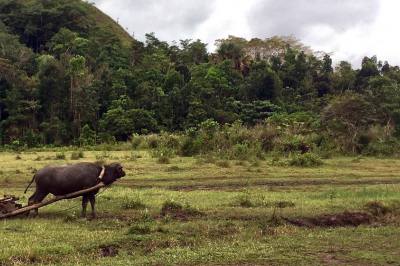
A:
[120, 178, 400, 191]
[160, 201, 204, 221]
[99, 245, 119, 257]
[284, 211, 374, 227]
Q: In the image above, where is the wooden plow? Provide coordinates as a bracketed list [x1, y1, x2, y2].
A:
[0, 183, 106, 220]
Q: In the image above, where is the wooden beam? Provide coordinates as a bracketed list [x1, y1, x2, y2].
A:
[0, 183, 107, 220]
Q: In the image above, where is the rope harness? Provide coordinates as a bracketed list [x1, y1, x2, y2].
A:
[98, 166, 106, 182]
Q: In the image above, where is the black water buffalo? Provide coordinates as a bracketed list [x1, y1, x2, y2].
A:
[24, 162, 125, 218]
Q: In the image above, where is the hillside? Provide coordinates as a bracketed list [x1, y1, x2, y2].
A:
[85, 2, 134, 47]
[0, 0, 134, 51]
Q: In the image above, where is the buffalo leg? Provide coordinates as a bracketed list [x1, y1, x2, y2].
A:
[28, 190, 48, 216]
[82, 196, 89, 217]
[89, 195, 96, 218]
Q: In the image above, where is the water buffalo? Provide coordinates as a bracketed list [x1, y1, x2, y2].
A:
[24, 162, 125, 218]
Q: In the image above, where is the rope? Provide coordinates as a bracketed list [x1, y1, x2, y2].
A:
[49, 185, 111, 215]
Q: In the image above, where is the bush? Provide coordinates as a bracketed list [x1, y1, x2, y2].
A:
[253, 124, 279, 152]
[128, 224, 152, 235]
[150, 145, 175, 159]
[55, 152, 66, 160]
[281, 135, 312, 154]
[97, 133, 116, 144]
[179, 136, 201, 156]
[70, 151, 84, 160]
[215, 160, 231, 168]
[157, 156, 171, 164]
[226, 142, 264, 161]
[288, 153, 323, 167]
[122, 197, 147, 210]
[145, 135, 160, 149]
[159, 133, 181, 150]
[363, 139, 400, 156]
[79, 125, 96, 146]
[131, 134, 143, 149]
[237, 194, 255, 208]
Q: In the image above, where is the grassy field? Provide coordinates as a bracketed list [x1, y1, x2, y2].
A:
[1, 150, 400, 265]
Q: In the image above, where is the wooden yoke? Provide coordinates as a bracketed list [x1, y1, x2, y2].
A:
[0, 183, 107, 220]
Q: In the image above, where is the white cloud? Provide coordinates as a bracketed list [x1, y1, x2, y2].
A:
[301, 0, 400, 66]
[92, 0, 400, 66]
[193, 0, 256, 49]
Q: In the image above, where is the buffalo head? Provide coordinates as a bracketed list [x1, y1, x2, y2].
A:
[103, 163, 126, 185]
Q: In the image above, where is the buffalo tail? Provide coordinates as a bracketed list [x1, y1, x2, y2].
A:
[24, 175, 36, 194]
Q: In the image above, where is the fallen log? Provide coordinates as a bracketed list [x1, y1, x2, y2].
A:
[0, 183, 107, 220]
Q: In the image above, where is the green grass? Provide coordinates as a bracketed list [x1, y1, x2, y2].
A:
[1, 150, 400, 265]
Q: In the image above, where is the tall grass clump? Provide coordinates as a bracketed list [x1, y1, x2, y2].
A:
[55, 152, 66, 160]
[147, 133, 182, 164]
[178, 120, 266, 161]
[131, 133, 144, 149]
[288, 152, 323, 167]
[70, 150, 84, 160]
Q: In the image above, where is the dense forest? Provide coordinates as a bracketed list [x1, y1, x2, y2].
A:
[1, 0, 400, 155]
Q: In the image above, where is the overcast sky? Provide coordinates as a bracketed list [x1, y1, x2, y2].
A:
[91, 0, 399, 67]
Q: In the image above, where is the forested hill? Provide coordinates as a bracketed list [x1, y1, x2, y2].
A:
[1, 0, 400, 153]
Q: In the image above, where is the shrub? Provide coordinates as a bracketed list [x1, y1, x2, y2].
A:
[145, 135, 160, 149]
[226, 142, 264, 161]
[70, 151, 84, 160]
[97, 133, 116, 144]
[281, 135, 312, 154]
[122, 197, 147, 210]
[288, 153, 323, 167]
[150, 146, 175, 159]
[157, 156, 171, 164]
[363, 139, 400, 156]
[215, 160, 230, 168]
[128, 224, 151, 235]
[253, 124, 279, 152]
[179, 136, 201, 156]
[55, 152, 66, 160]
[364, 201, 391, 217]
[131, 134, 143, 149]
[9, 140, 25, 151]
[79, 125, 96, 146]
[159, 133, 181, 150]
[237, 194, 255, 208]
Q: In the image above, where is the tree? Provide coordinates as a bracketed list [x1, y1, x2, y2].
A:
[333, 61, 356, 93]
[355, 56, 380, 90]
[242, 62, 282, 101]
[322, 93, 379, 153]
[315, 54, 333, 97]
[99, 96, 159, 140]
[179, 39, 208, 65]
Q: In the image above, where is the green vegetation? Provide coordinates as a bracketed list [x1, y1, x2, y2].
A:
[1, 1, 400, 159]
[1, 150, 400, 265]
[1, 2, 400, 265]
